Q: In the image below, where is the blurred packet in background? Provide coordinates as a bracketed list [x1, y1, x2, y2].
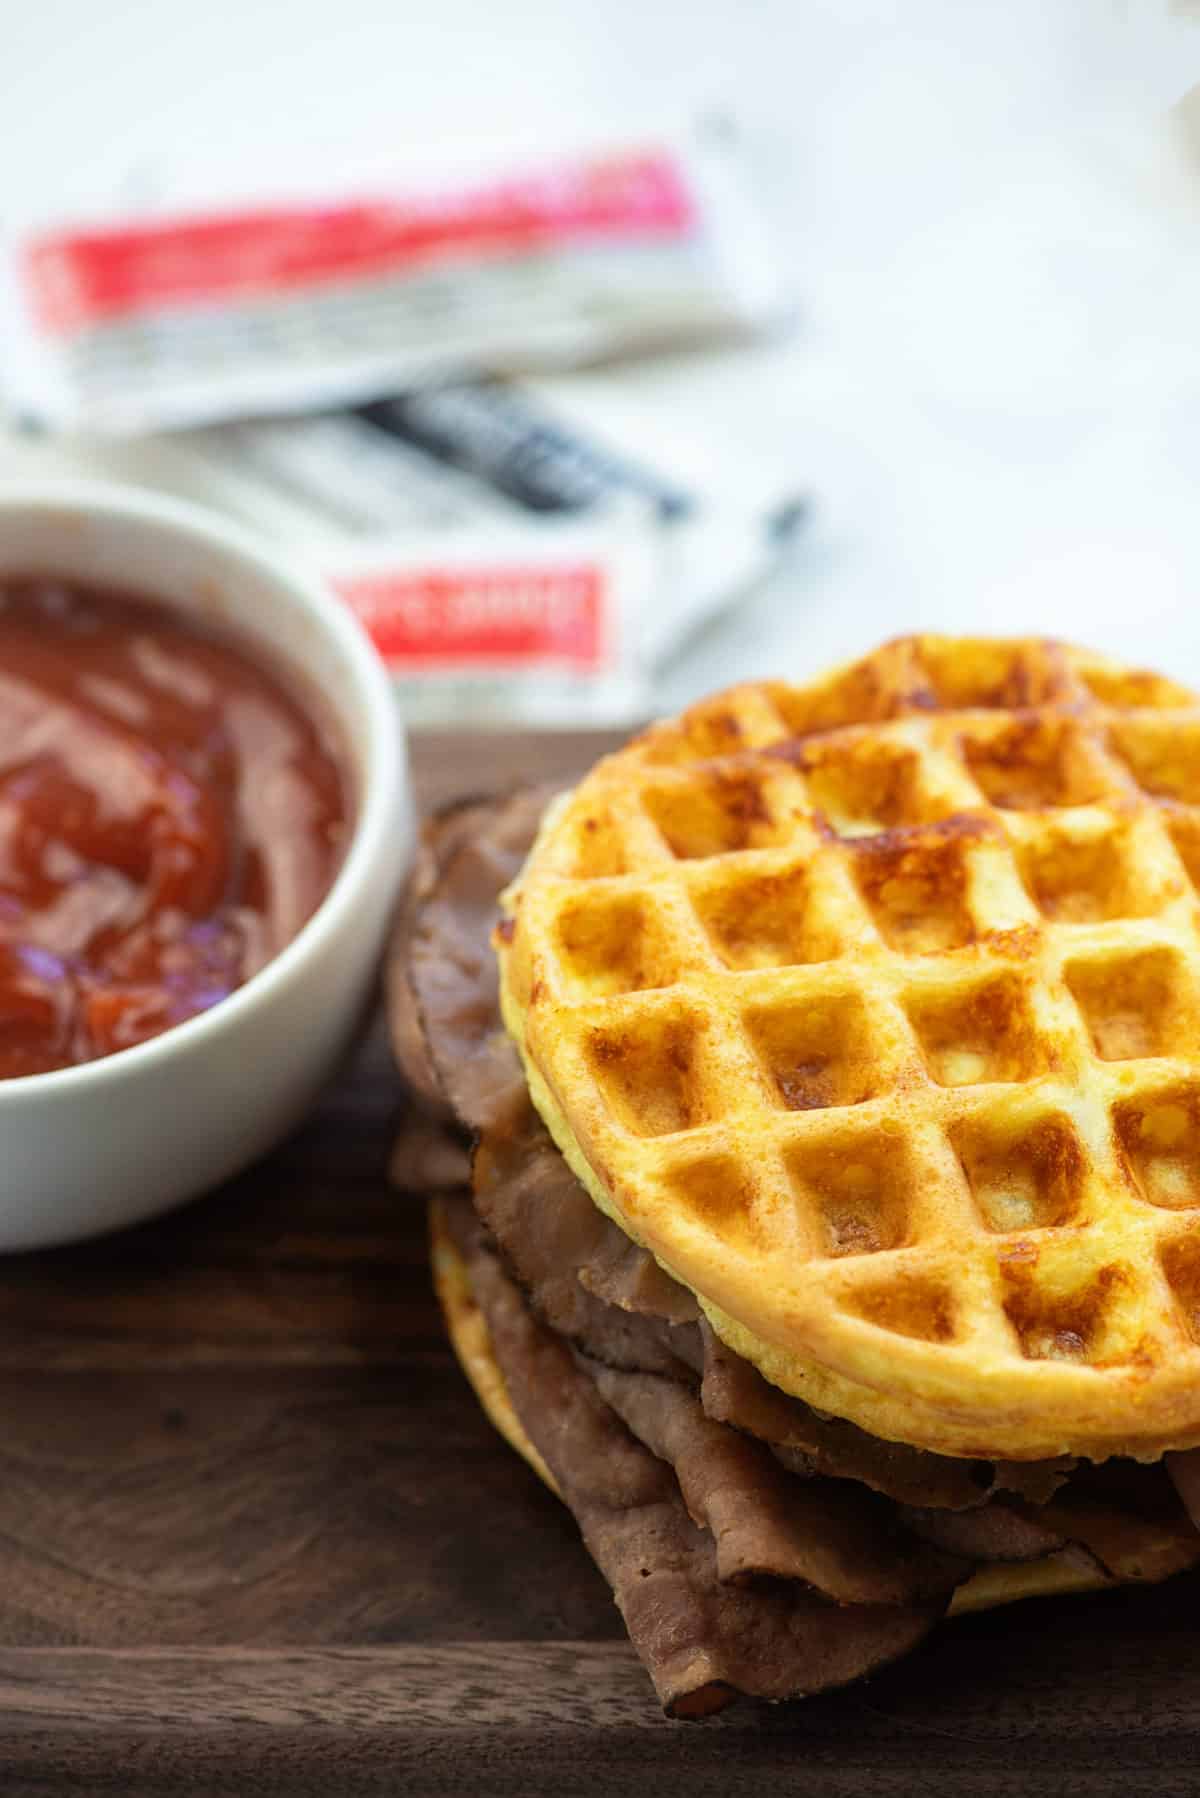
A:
[325, 521, 651, 726]
[0, 113, 803, 723]
[129, 372, 806, 670]
[0, 120, 785, 437]
[105, 371, 807, 719]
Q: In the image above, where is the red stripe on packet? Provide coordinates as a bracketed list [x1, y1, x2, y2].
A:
[23, 153, 695, 334]
[333, 564, 607, 671]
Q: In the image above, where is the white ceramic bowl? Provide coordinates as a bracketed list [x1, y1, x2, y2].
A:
[0, 480, 411, 1250]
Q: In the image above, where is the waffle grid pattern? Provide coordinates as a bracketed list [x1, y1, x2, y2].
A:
[499, 638, 1200, 1455]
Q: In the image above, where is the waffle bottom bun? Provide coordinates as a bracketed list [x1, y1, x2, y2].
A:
[429, 1201, 1108, 1619]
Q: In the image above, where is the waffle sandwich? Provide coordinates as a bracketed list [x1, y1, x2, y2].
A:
[390, 637, 1200, 1716]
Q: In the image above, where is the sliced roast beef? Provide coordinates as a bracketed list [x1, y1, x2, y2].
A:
[472, 1116, 697, 1379]
[449, 1197, 943, 1715]
[1036, 1461, 1200, 1583]
[387, 796, 492, 1118]
[474, 1093, 705, 1337]
[388, 1110, 472, 1195]
[899, 1501, 1069, 1563]
[990, 1459, 1081, 1507]
[697, 1324, 1002, 1511]
[901, 1461, 1200, 1583]
[388, 788, 553, 1135]
[583, 1356, 969, 1604]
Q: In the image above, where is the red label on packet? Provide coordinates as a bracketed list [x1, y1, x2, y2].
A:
[333, 562, 607, 670]
[0, 123, 782, 435]
[23, 152, 695, 335]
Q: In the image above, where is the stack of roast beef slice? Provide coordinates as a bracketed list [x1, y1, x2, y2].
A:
[388, 786, 1200, 1718]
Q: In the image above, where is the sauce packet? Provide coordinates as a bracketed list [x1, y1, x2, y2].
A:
[0, 121, 784, 438]
[325, 519, 652, 725]
[52, 413, 655, 722]
[112, 371, 806, 686]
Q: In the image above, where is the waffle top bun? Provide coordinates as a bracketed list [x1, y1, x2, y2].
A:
[497, 636, 1200, 1461]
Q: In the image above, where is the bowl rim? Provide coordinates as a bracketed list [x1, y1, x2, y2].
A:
[0, 476, 406, 1103]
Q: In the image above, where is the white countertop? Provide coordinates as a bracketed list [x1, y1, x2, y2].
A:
[5, 0, 1200, 707]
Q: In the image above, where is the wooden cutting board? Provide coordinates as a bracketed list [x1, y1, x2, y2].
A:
[0, 730, 1196, 1797]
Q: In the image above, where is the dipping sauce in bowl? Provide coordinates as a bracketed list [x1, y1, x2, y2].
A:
[0, 577, 349, 1078]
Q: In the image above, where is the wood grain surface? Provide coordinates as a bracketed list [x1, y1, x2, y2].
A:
[1, 729, 1197, 1797]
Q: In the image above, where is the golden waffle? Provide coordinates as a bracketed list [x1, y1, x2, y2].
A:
[496, 636, 1200, 1461]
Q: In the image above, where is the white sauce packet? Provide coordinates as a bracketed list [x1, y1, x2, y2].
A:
[115, 371, 807, 685]
[326, 520, 653, 726]
[0, 122, 784, 438]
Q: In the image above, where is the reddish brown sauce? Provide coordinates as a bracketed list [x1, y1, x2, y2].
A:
[0, 578, 349, 1078]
